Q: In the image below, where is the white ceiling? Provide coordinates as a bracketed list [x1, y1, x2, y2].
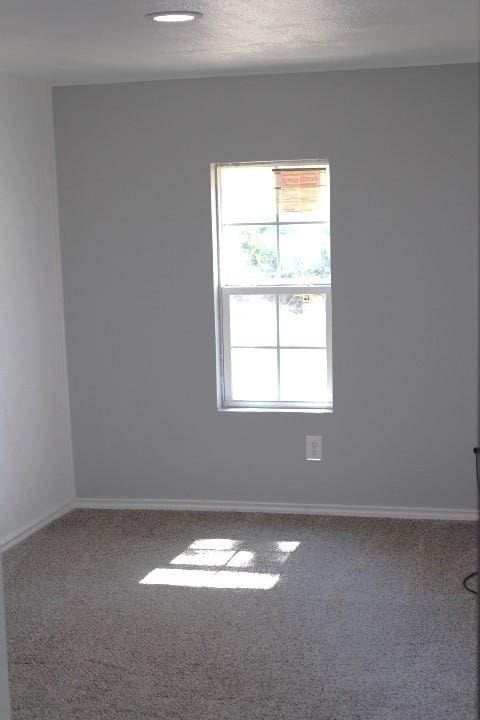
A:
[0, 0, 478, 85]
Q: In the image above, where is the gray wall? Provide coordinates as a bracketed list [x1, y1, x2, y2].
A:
[54, 64, 479, 511]
[0, 75, 75, 547]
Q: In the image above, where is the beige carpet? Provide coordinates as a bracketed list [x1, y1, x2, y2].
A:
[3, 509, 477, 719]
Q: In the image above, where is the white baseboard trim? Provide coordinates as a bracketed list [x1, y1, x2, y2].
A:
[74, 497, 478, 521]
[0, 499, 76, 554]
[0, 496, 475, 554]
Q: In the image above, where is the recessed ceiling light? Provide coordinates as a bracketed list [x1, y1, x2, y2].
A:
[146, 11, 203, 23]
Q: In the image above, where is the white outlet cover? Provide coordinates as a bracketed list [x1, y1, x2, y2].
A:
[306, 435, 322, 461]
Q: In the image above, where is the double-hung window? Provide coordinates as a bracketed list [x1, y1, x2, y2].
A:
[212, 161, 332, 411]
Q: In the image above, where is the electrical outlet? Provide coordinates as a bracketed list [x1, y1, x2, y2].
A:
[306, 435, 322, 461]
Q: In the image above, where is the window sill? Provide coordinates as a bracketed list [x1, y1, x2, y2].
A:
[218, 406, 333, 415]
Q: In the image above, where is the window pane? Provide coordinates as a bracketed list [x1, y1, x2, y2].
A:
[279, 224, 330, 284]
[220, 225, 277, 285]
[219, 166, 276, 224]
[280, 349, 328, 401]
[279, 293, 326, 347]
[231, 349, 278, 401]
[230, 294, 277, 346]
[277, 168, 329, 222]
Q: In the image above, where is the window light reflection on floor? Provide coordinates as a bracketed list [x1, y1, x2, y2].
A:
[276, 541, 300, 553]
[171, 549, 237, 566]
[140, 568, 279, 590]
[189, 539, 240, 550]
[139, 538, 300, 590]
[226, 550, 254, 568]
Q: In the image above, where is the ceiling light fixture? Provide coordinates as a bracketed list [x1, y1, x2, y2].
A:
[146, 10, 203, 23]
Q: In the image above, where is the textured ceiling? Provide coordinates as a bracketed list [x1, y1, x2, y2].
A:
[0, 0, 478, 84]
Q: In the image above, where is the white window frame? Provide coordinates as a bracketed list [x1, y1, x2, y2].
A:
[212, 160, 333, 413]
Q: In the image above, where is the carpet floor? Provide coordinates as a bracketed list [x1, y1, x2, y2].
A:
[3, 509, 478, 719]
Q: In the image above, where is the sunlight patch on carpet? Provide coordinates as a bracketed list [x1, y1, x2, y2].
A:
[140, 538, 300, 589]
[140, 568, 279, 589]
